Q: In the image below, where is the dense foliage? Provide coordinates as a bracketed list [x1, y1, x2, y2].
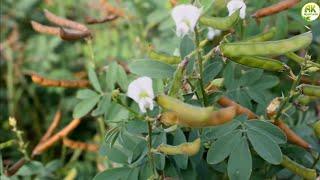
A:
[1, 0, 320, 179]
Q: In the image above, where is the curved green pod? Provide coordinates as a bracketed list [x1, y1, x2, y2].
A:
[157, 138, 201, 156]
[299, 84, 320, 98]
[296, 95, 319, 105]
[229, 56, 287, 71]
[148, 49, 181, 64]
[243, 27, 276, 42]
[281, 155, 317, 180]
[199, 9, 240, 30]
[168, 58, 188, 98]
[156, 95, 214, 122]
[220, 32, 312, 57]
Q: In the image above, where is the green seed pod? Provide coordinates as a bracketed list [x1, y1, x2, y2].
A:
[157, 138, 201, 156]
[281, 155, 317, 180]
[168, 58, 189, 98]
[313, 120, 320, 138]
[148, 49, 181, 64]
[220, 32, 312, 57]
[229, 56, 287, 71]
[242, 27, 276, 42]
[296, 95, 319, 105]
[156, 95, 214, 122]
[160, 106, 236, 127]
[199, 9, 240, 30]
[298, 84, 320, 98]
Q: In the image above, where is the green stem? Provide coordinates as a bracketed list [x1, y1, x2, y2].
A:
[147, 121, 156, 178]
[194, 28, 208, 106]
[86, 39, 96, 69]
[98, 117, 106, 140]
[6, 46, 14, 116]
[114, 98, 143, 119]
[311, 154, 320, 168]
[274, 62, 307, 122]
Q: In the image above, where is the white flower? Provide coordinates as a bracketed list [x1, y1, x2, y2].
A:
[227, 0, 246, 19]
[171, 4, 201, 37]
[127, 76, 155, 113]
[207, 27, 221, 40]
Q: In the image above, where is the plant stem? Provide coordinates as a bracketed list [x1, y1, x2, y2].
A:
[194, 27, 208, 106]
[274, 62, 307, 122]
[114, 98, 143, 119]
[86, 38, 96, 69]
[147, 121, 156, 178]
[6, 46, 14, 116]
[311, 154, 319, 168]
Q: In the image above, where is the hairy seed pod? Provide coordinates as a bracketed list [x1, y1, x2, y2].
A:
[281, 155, 317, 180]
[252, 0, 300, 18]
[85, 14, 118, 24]
[148, 49, 181, 64]
[160, 106, 236, 127]
[168, 58, 189, 97]
[157, 138, 201, 156]
[220, 32, 312, 57]
[31, 74, 90, 88]
[199, 9, 240, 30]
[59, 27, 92, 41]
[44, 9, 88, 31]
[229, 56, 287, 71]
[298, 84, 320, 98]
[63, 138, 99, 151]
[313, 120, 320, 138]
[31, 21, 60, 35]
[242, 27, 276, 42]
[156, 95, 214, 122]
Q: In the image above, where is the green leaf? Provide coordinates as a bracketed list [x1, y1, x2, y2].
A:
[73, 95, 100, 118]
[247, 128, 283, 164]
[164, 160, 179, 179]
[239, 69, 263, 86]
[153, 78, 164, 96]
[201, 0, 215, 13]
[153, 132, 166, 170]
[173, 129, 188, 169]
[139, 161, 153, 180]
[245, 120, 287, 144]
[207, 129, 242, 164]
[180, 36, 195, 59]
[117, 64, 128, 91]
[76, 89, 99, 99]
[16, 161, 44, 176]
[91, 94, 111, 116]
[251, 75, 279, 90]
[88, 66, 102, 93]
[106, 62, 118, 91]
[228, 137, 252, 180]
[203, 62, 223, 85]
[93, 167, 131, 180]
[127, 167, 140, 180]
[128, 59, 175, 79]
[98, 144, 129, 164]
[203, 120, 241, 140]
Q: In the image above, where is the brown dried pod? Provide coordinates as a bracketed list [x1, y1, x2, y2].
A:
[85, 14, 118, 24]
[63, 137, 99, 151]
[252, 0, 300, 18]
[31, 74, 90, 88]
[31, 21, 60, 36]
[44, 9, 88, 31]
[59, 27, 92, 41]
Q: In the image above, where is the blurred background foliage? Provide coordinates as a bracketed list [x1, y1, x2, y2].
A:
[0, 0, 319, 179]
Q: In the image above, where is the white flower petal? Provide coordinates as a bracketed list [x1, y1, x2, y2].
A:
[171, 4, 201, 37]
[127, 76, 155, 113]
[227, 0, 246, 19]
[207, 27, 221, 40]
[176, 23, 190, 37]
[146, 97, 154, 111]
[138, 100, 147, 113]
